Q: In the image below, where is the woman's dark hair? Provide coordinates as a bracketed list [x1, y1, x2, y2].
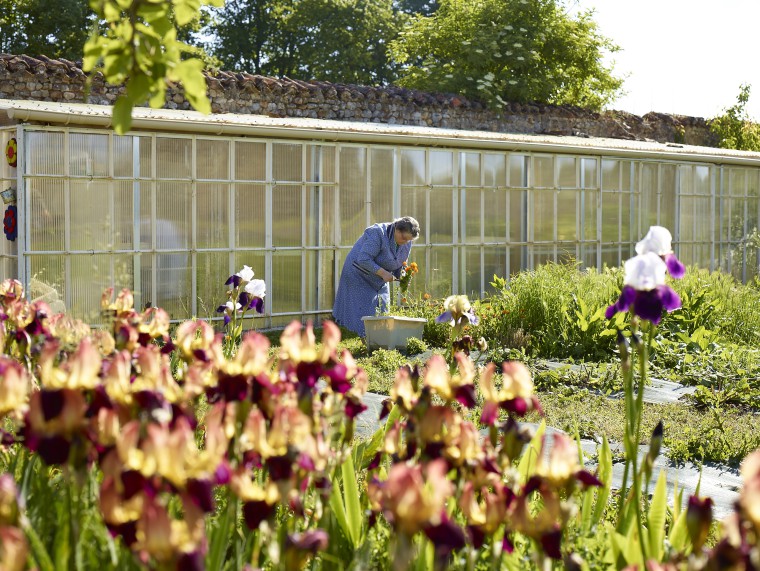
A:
[394, 216, 420, 239]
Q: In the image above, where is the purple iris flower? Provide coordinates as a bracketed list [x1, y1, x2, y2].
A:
[605, 252, 681, 324]
[605, 285, 681, 325]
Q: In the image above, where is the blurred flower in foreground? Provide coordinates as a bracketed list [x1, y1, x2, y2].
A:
[635, 225, 685, 278]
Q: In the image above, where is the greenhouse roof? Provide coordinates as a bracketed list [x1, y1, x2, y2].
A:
[2, 98, 760, 166]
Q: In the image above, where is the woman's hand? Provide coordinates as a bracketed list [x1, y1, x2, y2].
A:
[376, 268, 395, 282]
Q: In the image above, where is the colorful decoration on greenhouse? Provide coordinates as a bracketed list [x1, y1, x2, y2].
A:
[3, 205, 17, 241]
[5, 138, 17, 168]
[1, 186, 16, 205]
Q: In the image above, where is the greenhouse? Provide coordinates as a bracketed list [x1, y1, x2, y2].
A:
[1, 98, 760, 325]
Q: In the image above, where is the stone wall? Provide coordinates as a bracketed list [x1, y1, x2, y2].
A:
[0, 53, 718, 147]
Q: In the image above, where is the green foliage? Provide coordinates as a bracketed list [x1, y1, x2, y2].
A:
[390, 0, 623, 110]
[708, 84, 760, 151]
[356, 347, 408, 394]
[84, 0, 223, 134]
[204, 0, 407, 84]
[405, 336, 427, 355]
[0, 0, 94, 59]
[474, 263, 623, 360]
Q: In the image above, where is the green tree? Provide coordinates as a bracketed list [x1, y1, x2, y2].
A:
[0, 0, 94, 60]
[709, 84, 760, 151]
[390, 0, 623, 110]
[204, 0, 406, 84]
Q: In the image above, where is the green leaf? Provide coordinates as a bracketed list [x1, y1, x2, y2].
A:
[516, 420, 545, 483]
[647, 470, 668, 560]
[591, 436, 613, 525]
[112, 96, 134, 135]
[669, 509, 689, 551]
[341, 452, 363, 547]
[24, 524, 54, 571]
[172, 58, 211, 114]
[173, 0, 202, 27]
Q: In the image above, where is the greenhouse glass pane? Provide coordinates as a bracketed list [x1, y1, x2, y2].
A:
[152, 253, 191, 319]
[678, 244, 694, 266]
[155, 182, 191, 249]
[557, 156, 576, 189]
[430, 151, 454, 185]
[638, 163, 658, 229]
[273, 184, 302, 247]
[401, 186, 427, 245]
[532, 156, 553, 188]
[532, 245, 554, 267]
[273, 143, 302, 182]
[70, 133, 109, 177]
[428, 247, 453, 299]
[508, 245, 525, 276]
[197, 139, 230, 180]
[29, 254, 66, 310]
[483, 188, 507, 243]
[235, 142, 266, 181]
[139, 181, 153, 249]
[580, 243, 597, 269]
[429, 188, 453, 243]
[0, 258, 17, 281]
[235, 184, 266, 248]
[339, 147, 367, 245]
[70, 181, 111, 250]
[113, 135, 136, 178]
[26, 131, 65, 175]
[304, 185, 325, 247]
[602, 159, 620, 191]
[483, 247, 506, 295]
[556, 190, 576, 241]
[370, 148, 394, 224]
[196, 251, 230, 319]
[660, 165, 677, 230]
[71, 180, 133, 251]
[583, 190, 597, 241]
[508, 190, 526, 242]
[197, 183, 229, 249]
[156, 137, 192, 179]
[138, 137, 152, 179]
[508, 155, 528, 188]
[601, 192, 619, 243]
[463, 153, 480, 187]
[463, 188, 481, 244]
[695, 166, 711, 195]
[601, 246, 618, 269]
[319, 145, 336, 184]
[747, 170, 760, 198]
[730, 168, 747, 197]
[272, 251, 302, 313]
[620, 161, 633, 192]
[71, 254, 134, 321]
[28, 179, 65, 251]
[304, 249, 336, 312]
[582, 158, 598, 189]
[462, 246, 481, 298]
[484, 154, 506, 187]
[679, 165, 693, 195]
[679, 197, 695, 241]
[729, 199, 747, 241]
[401, 149, 425, 186]
[532, 190, 554, 241]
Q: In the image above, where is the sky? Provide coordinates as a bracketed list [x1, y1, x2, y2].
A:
[570, 0, 760, 120]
